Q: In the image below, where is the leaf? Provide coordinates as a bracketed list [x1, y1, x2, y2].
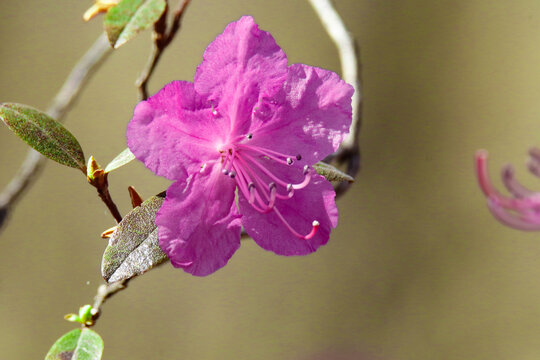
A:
[0, 103, 85, 170]
[313, 161, 355, 183]
[45, 328, 103, 360]
[104, 0, 167, 48]
[104, 148, 135, 173]
[102, 192, 168, 283]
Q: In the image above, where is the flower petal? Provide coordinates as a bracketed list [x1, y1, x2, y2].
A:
[194, 16, 288, 138]
[250, 64, 354, 165]
[156, 164, 242, 276]
[238, 166, 338, 256]
[127, 81, 227, 181]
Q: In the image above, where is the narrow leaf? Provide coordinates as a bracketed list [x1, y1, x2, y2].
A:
[313, 161, 354, 183]
[0, 103, 85, 170]
[104, 0, 167, 48]
[45, 328, 103, 360]
[104, 148, 135, 173]
[102, 192, 168, 283]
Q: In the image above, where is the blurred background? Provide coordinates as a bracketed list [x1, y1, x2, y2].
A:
[2, 1, 540, 359]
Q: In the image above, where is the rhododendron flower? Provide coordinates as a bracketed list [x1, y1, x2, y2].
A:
[127, 16, 353, 276]
[476, 148, 540, 230]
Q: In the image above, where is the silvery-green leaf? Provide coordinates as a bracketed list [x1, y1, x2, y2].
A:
[0, 103, 85, 170]
[102, 192, 168, 283]
[104, 148, 135, 173]
[45, 328, 103, 360]
[104, 0, 167, 48]
[314, 161, 354, 183]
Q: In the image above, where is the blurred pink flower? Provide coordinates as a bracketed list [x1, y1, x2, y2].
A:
[476, 148, 540, 230]
[127, 16, 353, 275]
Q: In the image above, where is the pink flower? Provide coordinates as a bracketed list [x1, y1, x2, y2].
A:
[127, 16, 353, 276]
[476, 148, 540, 230]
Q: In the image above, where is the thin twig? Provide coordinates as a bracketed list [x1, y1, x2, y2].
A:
[90, 279, 129, 325]
[0, 34, 113, 232]
[307, 0, 362, 197]
[136, 0, 192, 100]
[91, 173, 123, 223]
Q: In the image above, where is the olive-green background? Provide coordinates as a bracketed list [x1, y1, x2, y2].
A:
[2, 1, 540, 359]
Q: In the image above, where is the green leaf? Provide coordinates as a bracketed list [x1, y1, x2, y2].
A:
[45, 328, 103, 360]
[102, 192, 168, 283]
[104, 0, 167, 48]
[0, 103, 86, 170]
[313, 161, 355, 183]
[104, 148, 135, 173]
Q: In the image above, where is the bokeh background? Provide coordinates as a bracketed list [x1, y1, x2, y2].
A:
[2, 1, 540, 359]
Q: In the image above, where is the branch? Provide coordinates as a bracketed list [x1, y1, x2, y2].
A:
[0, 33, 113, 232]
[90, 279, 129, 325]
[307, 0, 362, 197]
[136, 0, 192, 100]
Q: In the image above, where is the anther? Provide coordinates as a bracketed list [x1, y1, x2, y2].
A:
[267, 182, 277, 211]
[248, 182, 255, 204]
[296, 154, 302, 161]
[303, 165, 309, 175]
[286, 157, 293, 165]
[246, 133, 253, 139]
[222, 168, 229, 175]
[287, 183, 293, 192]
[212, 109, 218, 116]
[228, 171, 236, 178]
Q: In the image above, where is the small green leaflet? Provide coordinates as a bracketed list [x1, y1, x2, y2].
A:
[313, 161, 354, 183]
[0, 103, 85, 170]
[104, 0, 167, 48]
[104, 148, 135, 173]
[102, 192, 168, 283]
[45, 328, 103, 360]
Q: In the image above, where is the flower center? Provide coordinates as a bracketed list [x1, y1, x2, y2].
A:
[219, 133, 319, 240]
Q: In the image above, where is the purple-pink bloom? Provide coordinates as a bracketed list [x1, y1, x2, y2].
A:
[476, 148, 540, 230]
[127, 16, 353, 276]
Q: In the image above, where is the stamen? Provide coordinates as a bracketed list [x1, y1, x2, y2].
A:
[241, 152, 310, 189]
[528, 161, 540, 178]
[273, 206, 320, 240]
[476, 151, 540, 210]
[222, 168, 229, 175]
[221, 142, 317, 237]
[233, 162, 274, 213]
[487, 199, 540, 231]
[292, 171, 312, 190]
[529, 147, 540, 163]
[246, 133, 253, 139]
[502, 165, 534, 198]
[236, 155, 293, 200]
[237, 143, 299, 165]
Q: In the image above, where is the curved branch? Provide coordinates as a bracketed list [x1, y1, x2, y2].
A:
[0, 33, 112, 231]
[136, 0, 191, 100]
[307, 0, 362, 197]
